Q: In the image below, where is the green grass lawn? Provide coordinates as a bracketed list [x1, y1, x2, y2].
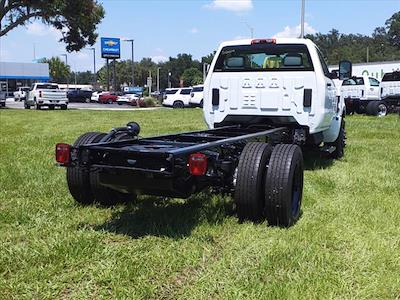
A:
[0, 108, 399, 299]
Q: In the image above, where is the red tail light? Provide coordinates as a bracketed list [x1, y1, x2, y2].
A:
[251, 38, 276, 45]
[56, 143, 71, 165]
[189, 153, 208, 176]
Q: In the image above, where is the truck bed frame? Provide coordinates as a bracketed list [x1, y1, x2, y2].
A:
[73, 125, 290, 198]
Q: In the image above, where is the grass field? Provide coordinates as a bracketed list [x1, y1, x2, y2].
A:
[0, 108, 399, 299]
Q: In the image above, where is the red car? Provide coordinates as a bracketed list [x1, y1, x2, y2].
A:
[98, 92, 119, 104]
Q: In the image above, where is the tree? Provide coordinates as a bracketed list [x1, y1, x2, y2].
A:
[181, 67, 203, 86]
[39, 57, 70, 83]
[0, 0, 104, 51]
[386, 11, 400, 47]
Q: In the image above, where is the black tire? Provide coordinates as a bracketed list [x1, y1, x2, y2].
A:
[107, 99, 113, 104]
[328, 119, 346, 159]
[34, 100, 41, 110]
[370, 101, 388, 117]
[60, 105, 67, 110]
[24, 103, 30, 109]
[172, 101, 184, 109]
[66, 132, 107, 204]
[264, 144, 304, 227]
[48, 105, 55, 110]
[234, 142, 273, 222]
[365, 101, 375, 115]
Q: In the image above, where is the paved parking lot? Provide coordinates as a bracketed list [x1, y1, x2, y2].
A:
[4, 98, 162, 111]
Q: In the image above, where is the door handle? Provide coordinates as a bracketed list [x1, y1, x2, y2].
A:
[327, 83, 332, 87]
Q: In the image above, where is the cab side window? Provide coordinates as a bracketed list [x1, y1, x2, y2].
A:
[368, 77, 380, 87]
[316, 48, 330, 78]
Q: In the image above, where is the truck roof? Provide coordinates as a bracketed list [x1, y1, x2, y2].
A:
[218, 38, 315, 48]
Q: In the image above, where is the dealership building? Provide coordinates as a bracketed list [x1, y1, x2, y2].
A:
[0, 62, 50, 95]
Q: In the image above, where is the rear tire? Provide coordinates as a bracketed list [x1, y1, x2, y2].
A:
[24, 103, 30, 109]
[173, 101, 184, 109]
[234, 142, 273, 222]
[66, 132, 107, 204]
[61, 105, 67, 110]
[48, 105, 55, 110]
[370, 101, 388, 117]
[264, 144, 304, 227]
[35, 102, 41, 110]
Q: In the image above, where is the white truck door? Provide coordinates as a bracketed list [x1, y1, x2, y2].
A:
[367, 77, 381, 100]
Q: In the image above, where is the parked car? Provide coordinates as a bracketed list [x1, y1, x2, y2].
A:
[67, 89, 93, 103]
[90, 91, 104, 102]
[98, 92, 120, 104]
[117, 94, 140, 105]
[25, 83, 68, 110]
[13, 86, 30, 101]
[189, 85, 204, 107]
[0, 91, 6, 107]
[162, 87, 192, 108]
[341, 75, 380, 114]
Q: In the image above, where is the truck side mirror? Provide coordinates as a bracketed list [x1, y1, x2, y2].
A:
[339, 60, 352, 80]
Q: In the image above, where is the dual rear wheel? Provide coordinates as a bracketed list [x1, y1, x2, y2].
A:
[234, 142, 304, 227]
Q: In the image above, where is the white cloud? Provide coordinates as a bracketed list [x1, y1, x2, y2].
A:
[274, 22, 316, 38]
[26, 22, 62, 40]
[189, 27, 199, 34]
[151, 55, 168, 63]
[233, 35, 248, 40]
[205, 0, 253, 12]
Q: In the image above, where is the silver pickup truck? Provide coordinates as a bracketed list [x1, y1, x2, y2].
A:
[25, 83, 68, 110]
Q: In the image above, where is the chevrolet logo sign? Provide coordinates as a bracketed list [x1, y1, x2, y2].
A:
[104, 40, 118, 47]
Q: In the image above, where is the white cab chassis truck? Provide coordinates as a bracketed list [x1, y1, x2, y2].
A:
[378, 71, 400, 116]
[25, 83, 68, 110]
[55, 38, 351, 228]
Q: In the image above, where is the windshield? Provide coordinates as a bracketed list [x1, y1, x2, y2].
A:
[214, 44, 314, 72]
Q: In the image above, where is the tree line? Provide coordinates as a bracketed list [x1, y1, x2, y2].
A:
[42, 11, 399, 89]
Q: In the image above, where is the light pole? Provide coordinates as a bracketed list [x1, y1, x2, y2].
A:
[300, 0, 305, 38]
[157, 67, 161, 93]
[87, 47, 96, 86]
[60, 53, 69, 89]
[124, 39, 135, 87]
[168, 71, 171, 88]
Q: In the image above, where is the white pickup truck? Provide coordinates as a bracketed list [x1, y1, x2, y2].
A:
[204, 37, 349, 157]
[25, 83, 68, 110]
[340, 75, 381, 115]
[13, 87, 30, 101]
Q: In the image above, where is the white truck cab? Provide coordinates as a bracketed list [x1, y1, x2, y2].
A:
[25, 83, 68, 110]
[204, 38, 347, 145]
[341, 75, 380, 101]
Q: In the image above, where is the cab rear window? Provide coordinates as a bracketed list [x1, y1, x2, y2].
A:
[382, 72, 400, 82]
[214, 44, 314, 72]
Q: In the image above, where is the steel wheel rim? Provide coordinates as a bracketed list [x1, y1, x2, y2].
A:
[377, 104, 387, 117]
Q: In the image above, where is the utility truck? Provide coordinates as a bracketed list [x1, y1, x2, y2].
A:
[378, 71, 400, 115]
[56, 38, 351, 227]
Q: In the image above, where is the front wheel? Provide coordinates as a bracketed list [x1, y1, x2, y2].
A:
[60, 105, 68, 110]
[328, 119, 346, 159]
[264, 144, 304, 227]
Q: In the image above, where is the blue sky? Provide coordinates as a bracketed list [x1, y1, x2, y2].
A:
[1, 0, 399, 71]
